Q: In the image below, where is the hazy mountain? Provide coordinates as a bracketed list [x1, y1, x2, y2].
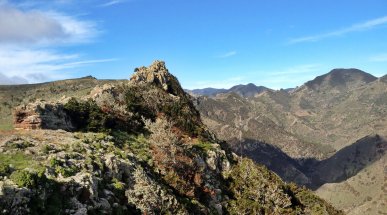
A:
[187, 83, 270, 97]
[186, 87, 228, 97]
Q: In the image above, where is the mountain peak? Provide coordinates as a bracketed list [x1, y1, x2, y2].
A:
[228, 83, 269, 97]
[304, 68, 377, 90]
[130, 60, 184, 96]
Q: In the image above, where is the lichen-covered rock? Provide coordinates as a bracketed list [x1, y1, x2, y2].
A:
[13, 101, 74, 131]
[130, 60, 185, 96]
[125, 167, 188, 215]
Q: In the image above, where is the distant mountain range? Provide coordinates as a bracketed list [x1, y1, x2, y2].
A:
[186, 83, 271, 97]
[194, 68, 387, 215]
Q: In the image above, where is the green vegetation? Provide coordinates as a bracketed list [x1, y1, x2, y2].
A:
[112, 178, 125, 191]
[227, 158, 288, 214]
[49, 157, 79, 177]
[40, 144, 53, 154]
[288, 183, 343, 215]
[5, 139, 33, 149]
[0, 153, 43, 172]
[0, 123, 13, 130]
[113, 131, 152, 163]
[64, 98, 114, 132]
[10, 169, 45, 188]
[0, 163, 10, 176]
[192, 140, 213, 151]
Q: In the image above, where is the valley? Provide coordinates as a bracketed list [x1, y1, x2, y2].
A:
[192, 68, 387, 214]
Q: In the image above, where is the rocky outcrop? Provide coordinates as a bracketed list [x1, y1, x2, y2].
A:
[13, 101, 74, 131]
[130, 60, 185, 96]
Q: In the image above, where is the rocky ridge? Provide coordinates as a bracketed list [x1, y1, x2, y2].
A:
[0, 61, 342, 214]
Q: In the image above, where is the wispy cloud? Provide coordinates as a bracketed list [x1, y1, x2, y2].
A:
[186, 76, 245, 89]
[0, 48, 117, 84]
[369, 53, 387, 62]
[98, 0, 127, 7]
[186, 64, 323, 90]
[289, 16, 387, 44]
[0, 4, 97, 45]
[258, 64, 323, 89]
[0, 1, 114, 85]
[269, 64, 322, 76]
[215, 51, 237, 58]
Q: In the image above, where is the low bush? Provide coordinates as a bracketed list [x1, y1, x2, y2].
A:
[10, 169, 45, 188]
[0, 163, 10, 176]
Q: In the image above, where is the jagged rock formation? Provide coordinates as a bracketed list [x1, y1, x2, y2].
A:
[13, 100, 74, 130]
[0, 61, 342, 214]
[130, 60, 185, 96]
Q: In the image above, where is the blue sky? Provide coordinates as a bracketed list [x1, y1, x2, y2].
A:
[0, 0, 386, 89]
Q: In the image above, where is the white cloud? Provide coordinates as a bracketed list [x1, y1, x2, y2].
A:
[268, 64, 322, 76]
[0, 4, 97, 45]
[215, 51, 237, 58]
[259, 64, 323, 89]
[99, 0, 127, 7]
[289, 16, 387, 44]
[186, 76, 245, 89]
[0, 73, 28, 85]
[369, 53, 387, 62]
[0, 48, 116, 84]
[0, 2, 111, 85]
[185, 64, 323, 90]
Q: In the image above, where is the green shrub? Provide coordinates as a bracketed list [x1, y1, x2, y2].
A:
[55, 165, 79, 178]
[49, 157, 61, 167]
[41, 144, 52, 154]
[192, 141, 213, 152]
[0, 153, 43, 172]
[7, 140, 33, 149]
[112, 178, 125, 191]
[10, 169, 44, 188]
[49, 157, 79, 177]
[64, 98, 114, 132]
[0, 163, 10, 176]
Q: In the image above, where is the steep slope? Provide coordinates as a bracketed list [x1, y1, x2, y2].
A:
[289, 70, 387, 150]
[304, 68, 377, 91]
[196, 92, 335, 160]
[307, 135, 386, 188]
[0, 61, 341, 214]
[315, 155, 387, 214]
[195, 68, 386, 215]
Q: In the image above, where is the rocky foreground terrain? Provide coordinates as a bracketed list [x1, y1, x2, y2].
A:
[192, 69, 387, 214]
[0, 61, 342, 214]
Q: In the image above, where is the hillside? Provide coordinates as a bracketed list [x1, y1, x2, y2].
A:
[0, 61, 341, 214]
[194, 68, 387, 214]
[315, 155, 387, 215]
[0, 76, 123, 130]
[196, 69, 387, 153]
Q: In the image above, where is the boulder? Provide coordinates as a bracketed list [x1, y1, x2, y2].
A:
[13, 101, 74, 131]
